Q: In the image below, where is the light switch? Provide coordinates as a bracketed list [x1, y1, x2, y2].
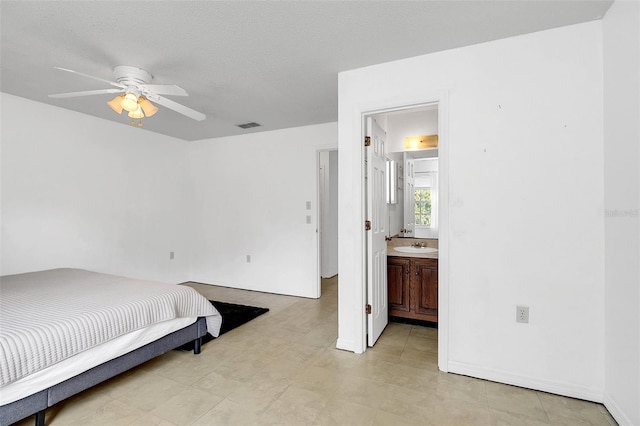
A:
[306, 201, 311, 210]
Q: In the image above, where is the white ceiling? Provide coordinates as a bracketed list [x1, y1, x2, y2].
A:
[0, 1, 612, 141]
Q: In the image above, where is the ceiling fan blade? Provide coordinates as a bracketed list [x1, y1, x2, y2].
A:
[49, 88, 124, 98]
[150, 95, 206, 121]
[141, 84, 188, 96]
[54, 67, 126, 89]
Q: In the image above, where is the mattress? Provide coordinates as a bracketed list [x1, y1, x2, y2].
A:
[0, 317, 195, 406]
[0, 268, 222, 405]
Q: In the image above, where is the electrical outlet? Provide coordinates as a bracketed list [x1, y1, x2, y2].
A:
[169, 251, 175, 260]
[306, 201, 312, 210]
[516, 306, 529, 323]
[246, 255, 251, 263]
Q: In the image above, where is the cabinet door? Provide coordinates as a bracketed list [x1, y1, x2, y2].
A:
[387, 257, 410, 313]
[413, 258, 438, 321]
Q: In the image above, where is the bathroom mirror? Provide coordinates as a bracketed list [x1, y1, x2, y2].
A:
[404, 152, 438, 239]
[388, 149, 438, 239]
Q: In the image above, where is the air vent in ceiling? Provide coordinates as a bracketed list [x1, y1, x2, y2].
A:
[236, 122, 261, 129]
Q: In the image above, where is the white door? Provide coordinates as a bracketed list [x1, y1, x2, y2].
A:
[366, 117, 388, 346]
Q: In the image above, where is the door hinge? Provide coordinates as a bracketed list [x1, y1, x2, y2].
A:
[364, 136, 371, 147]
[366, 304, 372, 314]
[365, 220, 371, 231]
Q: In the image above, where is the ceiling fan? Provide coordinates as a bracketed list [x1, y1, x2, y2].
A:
[48, 66, 206, 126]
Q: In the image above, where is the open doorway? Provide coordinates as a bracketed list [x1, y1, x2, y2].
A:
[336, 87, 448, 374]
[365, 104, 441, 348]
[318, 149, 338, 297]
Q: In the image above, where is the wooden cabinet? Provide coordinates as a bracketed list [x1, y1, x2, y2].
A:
[388, 256, 438, 323]
[388, 257, 411, 313]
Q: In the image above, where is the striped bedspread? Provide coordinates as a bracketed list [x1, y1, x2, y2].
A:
[0, 268, 221, 387]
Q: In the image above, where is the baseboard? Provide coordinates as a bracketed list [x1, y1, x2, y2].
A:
[447, 361, 603, 403]
[186, 278, 316, 299]
[604, 392, 634, 426]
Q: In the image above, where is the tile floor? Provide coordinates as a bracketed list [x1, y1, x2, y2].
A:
[16, 277, 617, 425]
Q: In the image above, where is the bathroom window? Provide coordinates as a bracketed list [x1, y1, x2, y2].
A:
[414, 187, 432, 227]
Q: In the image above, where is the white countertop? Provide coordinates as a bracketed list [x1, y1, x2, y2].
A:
[386, 237, 439, 259]
[387, 248, 439, 259]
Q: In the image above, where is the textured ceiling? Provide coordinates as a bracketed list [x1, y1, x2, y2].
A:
[0, 1, 612, 141]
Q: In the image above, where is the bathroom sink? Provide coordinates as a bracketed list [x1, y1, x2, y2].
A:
[393, 246, 438, 254]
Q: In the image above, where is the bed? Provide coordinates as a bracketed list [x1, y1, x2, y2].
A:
[0, 268, 222, 426]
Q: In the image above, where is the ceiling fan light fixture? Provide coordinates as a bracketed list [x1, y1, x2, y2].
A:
[121, 92, 139, 112]
[50, 66, 206, 125]
[127, 104, 145, 119]
[107, 95, 124, 114]
[139, 98, 158, 117]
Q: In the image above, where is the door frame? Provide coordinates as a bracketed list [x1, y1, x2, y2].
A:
[358, 92, 450, 372]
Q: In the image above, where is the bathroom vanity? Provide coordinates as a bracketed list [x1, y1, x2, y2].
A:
[387, 239, 438, 323]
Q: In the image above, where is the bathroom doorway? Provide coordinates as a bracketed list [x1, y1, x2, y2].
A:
[362, 98, 449, 371]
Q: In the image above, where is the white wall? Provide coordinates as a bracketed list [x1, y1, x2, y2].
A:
[186, 123, 337, 298]
[602, 1, 640, 424]
[0, 93, 191, 283]
[338, 21, 605, 401]
[1, 92, 338, 297]
[320, 150, 339, 278]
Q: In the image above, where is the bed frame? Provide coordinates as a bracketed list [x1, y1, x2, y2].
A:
[0, 317, 208, 426]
